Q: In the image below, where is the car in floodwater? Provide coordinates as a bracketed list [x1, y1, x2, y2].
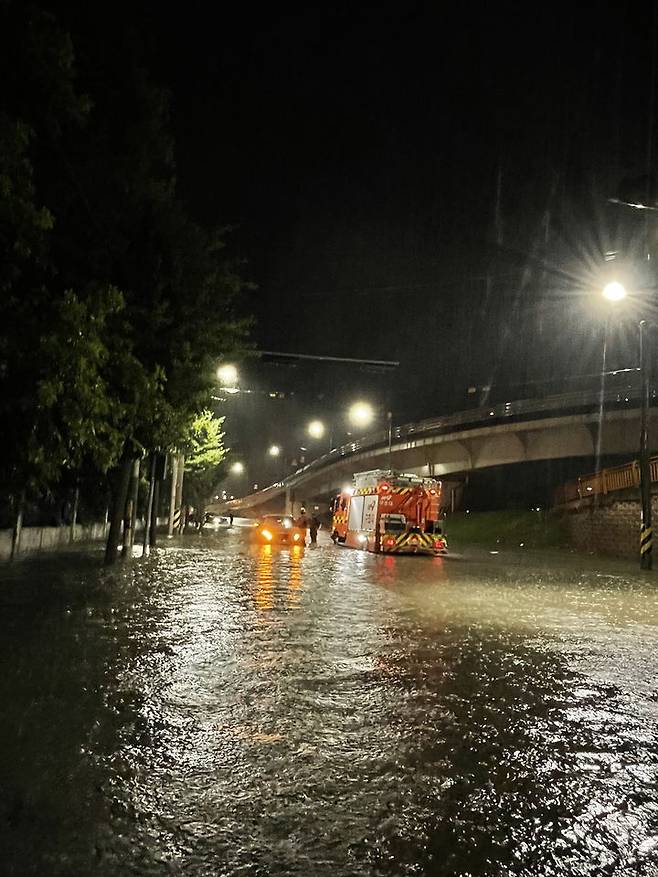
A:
[253, 514, 306, 546]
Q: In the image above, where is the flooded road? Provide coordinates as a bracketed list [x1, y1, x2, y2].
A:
[2, 531, 658, 876]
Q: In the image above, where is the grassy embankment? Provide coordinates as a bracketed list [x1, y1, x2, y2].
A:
[444, 510, 569, 551]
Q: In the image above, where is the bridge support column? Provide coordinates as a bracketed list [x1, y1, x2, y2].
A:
[285, 487, 294, 516]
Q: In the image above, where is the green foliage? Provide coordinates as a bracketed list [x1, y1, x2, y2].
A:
[0, 117, 53, 294]
[185, 410, 226, 472]
[0, 2, 251, 514]
[46, 21, 251, 457]
[0, 281, 135, 494]
[182, 411, 227, 512]
[36, 288, 129, 469]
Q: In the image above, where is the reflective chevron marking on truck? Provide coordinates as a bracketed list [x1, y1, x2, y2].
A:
[354, 486, 414, 496]
[381, 531, 441, 553]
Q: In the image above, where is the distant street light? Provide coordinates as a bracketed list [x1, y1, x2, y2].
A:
[230, 461, 244, 475]
[307, 420, 325, 439]
[268, 444, 281, 457]
[348, 401, 375, 429]
[217, 363, 239, 386]
[602, 281, 627, 303]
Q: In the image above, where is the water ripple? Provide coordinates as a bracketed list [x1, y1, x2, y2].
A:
[1, 540, 658, 875]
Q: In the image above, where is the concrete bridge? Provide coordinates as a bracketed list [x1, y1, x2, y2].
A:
[218, 388, 658, 517]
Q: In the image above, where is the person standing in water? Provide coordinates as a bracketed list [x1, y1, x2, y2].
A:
[295, 507, 308, 544]
[309, 513, 320, 544]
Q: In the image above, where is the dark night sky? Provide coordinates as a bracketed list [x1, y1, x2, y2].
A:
[52, 2, 658, 480]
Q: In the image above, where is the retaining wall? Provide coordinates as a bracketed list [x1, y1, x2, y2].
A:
[0, 523, 109, 560]
[565, 496, 658, 557]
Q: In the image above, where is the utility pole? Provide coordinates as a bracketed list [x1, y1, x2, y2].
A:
[640, 320, 653, 569]
[150, 473, 161, 548]
[594, 316, 610, 477]
[175, 452, 184, 531]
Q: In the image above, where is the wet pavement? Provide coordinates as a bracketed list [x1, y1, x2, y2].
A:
[2, 528, 658, 876]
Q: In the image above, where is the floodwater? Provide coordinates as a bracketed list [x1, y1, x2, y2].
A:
[2, 530, 658, 876]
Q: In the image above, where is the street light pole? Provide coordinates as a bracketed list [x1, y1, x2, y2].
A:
[640, 319, 653, 569]
[387, 410, 393, 469]
[594, 316, 610, 477]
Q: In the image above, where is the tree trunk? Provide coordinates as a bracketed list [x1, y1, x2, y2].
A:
[104, 456, 133, 566]
[10, 490, 25, 560]
[69, 484, 79, 544]
[150, 478, 160, 548]
[167, 453, 178, 538]
[142, 454, 157, 558]
[122, 458, 140, 554]
[129, 458, 140, 547]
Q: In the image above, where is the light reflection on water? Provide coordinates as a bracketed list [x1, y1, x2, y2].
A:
[1, 540, 658, 875]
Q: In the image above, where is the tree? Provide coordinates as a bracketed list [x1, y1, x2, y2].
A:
[51, 40, 251, 561]
[0, 5, 128, 523]
[0, 4, 251, 558]
[181, 411, 227, 526]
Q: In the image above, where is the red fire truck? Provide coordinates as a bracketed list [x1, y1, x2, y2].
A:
[331, 470, 447, 555]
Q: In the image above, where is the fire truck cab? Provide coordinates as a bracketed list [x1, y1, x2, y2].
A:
[331, 469, 447, 555]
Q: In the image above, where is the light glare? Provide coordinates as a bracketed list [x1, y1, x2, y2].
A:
[307, 419, 325, 439]
[230, 461, 244, 475]
[348, 401, 375, 428]
[217, 363, 238, 385]
[602, 281, 627, 303]
[268, 444, 281, 457]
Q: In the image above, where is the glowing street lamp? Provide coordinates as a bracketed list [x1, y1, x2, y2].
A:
[230, 461, 244, 475]
[602, 281, 627, 303]
[348, 401, 375, 430]
[217, 363, 239, 386]
[268, 444, 281, 457]
[307, 420, 325, 439]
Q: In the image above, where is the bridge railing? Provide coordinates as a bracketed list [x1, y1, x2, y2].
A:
[553, 458, 658, 506]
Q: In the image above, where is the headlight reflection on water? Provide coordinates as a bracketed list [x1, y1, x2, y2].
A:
[253, 544, 304, 614]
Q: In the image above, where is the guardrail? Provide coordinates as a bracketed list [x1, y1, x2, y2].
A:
[554, 457, 658, 506]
